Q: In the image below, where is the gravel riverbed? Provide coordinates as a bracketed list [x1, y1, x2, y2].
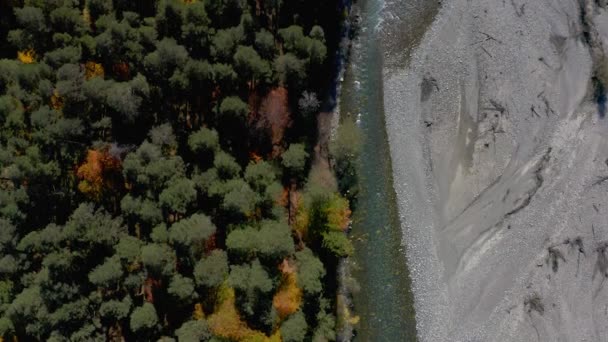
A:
[384, 0, 608, 340]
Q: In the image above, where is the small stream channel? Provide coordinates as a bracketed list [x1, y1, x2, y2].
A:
[339, 0, 439, 340]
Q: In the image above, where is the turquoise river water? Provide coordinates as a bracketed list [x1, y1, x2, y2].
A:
[341, 0, 438, 340]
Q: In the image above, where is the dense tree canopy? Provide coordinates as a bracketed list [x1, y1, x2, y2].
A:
[0, 0, 353, 341]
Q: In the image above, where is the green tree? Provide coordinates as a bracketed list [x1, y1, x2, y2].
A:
[123, 141, 187, 194]
[181, 2, 211, 57]
[115, 236, 143, 264]
[226, 226, 258, 259]
[278, 26, 307, 55]
[0, 280, 14, 307]
[295, 248, 325, 296]
[212, 27, 244, 61]
[257, 220, 295, 260]
[194, 250, 228, 289]
[226, 221, 293, 260]
[211, 63, 237, 91]
[141, 243, 175, 277]
[213, 151, 240, 180]
[93, 15, 146, 68]
[144, 38, 189, 80]
[151, 223, 169, 243]
[155, 0, 185, 40]
[228, 259, 273, 316]
[49, 5, 87, 36]
[120, 195, 164, 226]
[130, 302, 159, 334]
[281, 143, 308, 179]
[330, 119, 362, 197]
[0, 219, 16, 253]
[168, 274, 197, 304]
[99, 296, 132, 321]
[188, 127, 219, 155]
[175, 319, 211, 342]
[233, 45, 270, 88]
[87, 0, 114, 19]
[0, 316, 15, 338]
[149, 123, 178, 152]
[255, 29, 276, 59]
[88, 256, 123, 288]
[321, 231, 353, 257]
[221, 179, 260, 217]
[244, 161, 277, 192]
[169, 214, 216, 253]
[159, 177, 197, 215]
[274, 53, 305, 89]
[8, 6, 48, 51]
[280, 310, 307, 342]
[218, 96, 248, 119]
[307, 39, 327, 66]
[106, 81, 144, 122]
[6, 285, 45, 338]
[309, 26, 325, 43]
[48, 297, 90, 328]
[312, 304, 336, 342]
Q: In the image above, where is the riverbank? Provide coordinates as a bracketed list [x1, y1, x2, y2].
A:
[384, 0, 608, 341]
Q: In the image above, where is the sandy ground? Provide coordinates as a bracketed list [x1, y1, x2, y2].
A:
[383, 0, 608, 341]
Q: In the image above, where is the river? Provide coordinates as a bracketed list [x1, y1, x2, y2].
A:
[341, 0, 438, 340]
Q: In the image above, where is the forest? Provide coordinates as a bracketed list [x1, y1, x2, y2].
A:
[0, 0, 360, 341]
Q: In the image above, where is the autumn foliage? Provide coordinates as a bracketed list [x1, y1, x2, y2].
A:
[273, 259, 303, 319]
[85, 61, 105, 79]
[325, 193, 351, 232]
[208, 284, 265, 341]
[112, 61, 130, 80]
[206, 282, 285, 341]
[293, 204, 310, 240]
[256, 87, 292, 156]
[76, 148, 122, 200]
[143, 276, 161, 303]
[193, 303, 205, 320]
[17, 49, 35, 64]
[82, 7, 92, 27]
[50, 89, 64, 110]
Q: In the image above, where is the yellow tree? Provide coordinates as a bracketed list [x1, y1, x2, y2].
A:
[17, 49, 35, 64]
[324, 193, 351, 232]
[85, 61, 105, 79]
[273, 259, 302, 320]
[76, 148, 122, 201]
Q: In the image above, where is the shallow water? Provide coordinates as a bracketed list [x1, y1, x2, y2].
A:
[343, 0, 439, 340]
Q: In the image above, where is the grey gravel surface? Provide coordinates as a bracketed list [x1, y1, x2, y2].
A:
[383, 0, 608, 341]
